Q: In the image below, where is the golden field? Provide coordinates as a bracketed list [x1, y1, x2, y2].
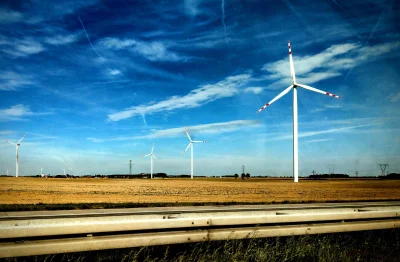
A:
[1, 177, 400, 205]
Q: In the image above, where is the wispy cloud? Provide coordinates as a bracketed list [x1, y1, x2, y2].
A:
[0, 7, 23, 24]
[108, 74, 251, 121]
[44, 33, 80, 45]
[0, 104, 51, 121]
[304, 138, 333, 144]
[108, 69, 122, 76]
[311, 103, 343, 113]
[0, 71, 33, 91]
[0, 130, 15, 136]
[264, 123, 380, 142]
[263, 43, 358, 82]
[244, 87, 263, 94]
[0, 38, 44, 57]
[88, 119, 261, 142]
[98, 37, 188, 62]
[184, 0, 202, 17]
[262, 41, 400, 86]
[388, 92, 400, 103]
[142, 120, 261, 138]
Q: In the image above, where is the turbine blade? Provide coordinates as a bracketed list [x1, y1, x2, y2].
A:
[192, 140, 207, 143]
[18, 134, 26, 144]
[5, 140, 15, 145]
[297, 84, 341, 99]
[152, 154, 157, 159]
[288, 41, 296, 83]
[257, 85, 293, 113]
[151, 144, 154, 154]
[185, 130, 192, 141]
[182, 143, 191, 155]
[144, 154, 151, 157]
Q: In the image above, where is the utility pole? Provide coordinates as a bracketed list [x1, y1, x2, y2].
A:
[129, 160, 132, 175]
[377, 164, 389, 177]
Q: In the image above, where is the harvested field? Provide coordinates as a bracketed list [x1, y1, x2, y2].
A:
[0, 177, 400, 205]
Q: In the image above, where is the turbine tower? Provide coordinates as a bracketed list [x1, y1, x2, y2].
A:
[182, 130, 206, 179]
[5, 134, 27, 178]
[257, 41, 341, 183]
[144, 144, 157, 179]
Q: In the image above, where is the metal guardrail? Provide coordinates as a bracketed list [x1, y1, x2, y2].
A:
[0, 202, 399, 258]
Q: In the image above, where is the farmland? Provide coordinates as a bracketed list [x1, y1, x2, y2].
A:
[1, 177, 400, 206]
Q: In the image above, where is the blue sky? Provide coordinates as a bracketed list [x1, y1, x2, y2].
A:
[0, 0, 399, 177]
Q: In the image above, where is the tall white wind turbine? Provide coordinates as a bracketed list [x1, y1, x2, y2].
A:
[5, 134, 27, 178]
[144, 144, 157, 179]
[258, 41, 341, 183]
[182, 130, 206, 179]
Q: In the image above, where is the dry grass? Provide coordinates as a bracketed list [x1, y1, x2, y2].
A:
[0, 177, 399, 205]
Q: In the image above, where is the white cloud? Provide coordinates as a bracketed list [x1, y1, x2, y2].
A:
[108, 74, 251, 121]
[0, 130, 15, 136]
[244, 87, 263, 94]
[262, 42, 400, 85]
[109, 69, 122, 75]
[264, 123, 379, 142]
[134, 41, 183, 61]
[0, 71, 33, 91]
[262, 43, 358, 80]
[44, 34, 79, 45]
[98, 37, 186, 62]
[304, 138, 333, 144]
[388, 92, 400, 102]
[139, 120, 261, 139]
[0, 104, 33, 120]
[98, 38, 136, 49]
[184, 0, 202, 16]
[88, 119, 261, 142]
[310, 103, 342, 113]
[1, 38, 44, 57]
[0, 8, 23, 24]
[324, 104, 342, 109]
[0, 104, 50, 121]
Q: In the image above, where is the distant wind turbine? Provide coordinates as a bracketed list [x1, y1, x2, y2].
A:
[144, 144, 157, 179]
[62, 168, 66, 176]
[5, 134, 26, 178]
[182, 130, 206, 179]
[257, 41, 341, 183]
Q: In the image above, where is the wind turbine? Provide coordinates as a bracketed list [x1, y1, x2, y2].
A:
[62, 168, 66, 176]
[182, 130, 206, 179]
[144, 144, 157, 179]
[257, 41, 341, 183]
[5, 134, 26, 178]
